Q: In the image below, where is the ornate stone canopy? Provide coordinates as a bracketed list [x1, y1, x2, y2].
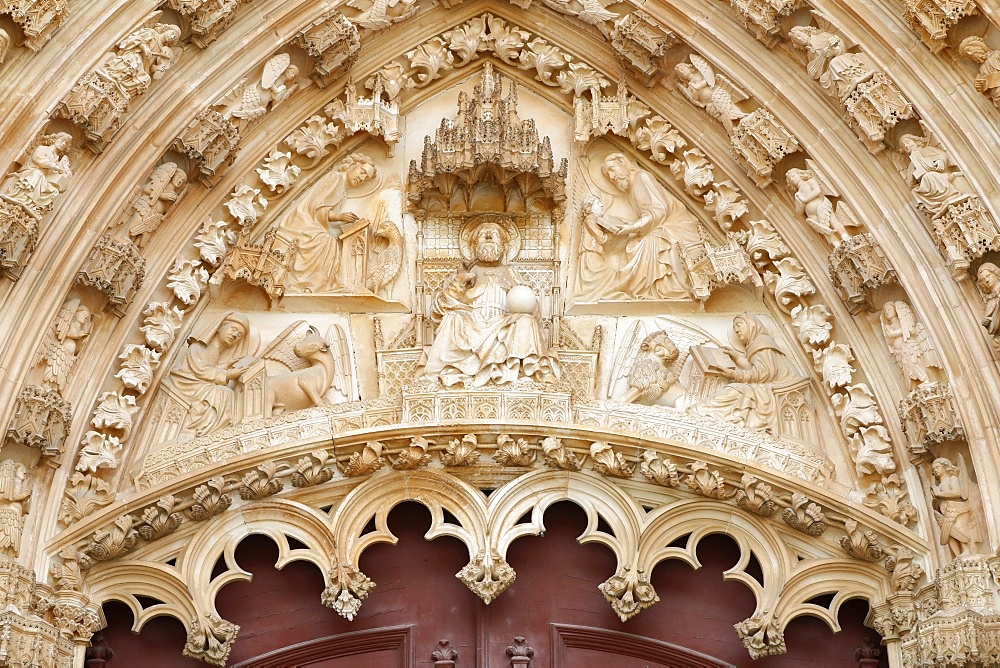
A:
[1, 0, 1000, 665]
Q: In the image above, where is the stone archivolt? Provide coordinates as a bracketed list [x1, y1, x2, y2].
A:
[3, 1, 1000, 665]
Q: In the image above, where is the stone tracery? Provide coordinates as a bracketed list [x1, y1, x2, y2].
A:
[0, 0, 999, 664]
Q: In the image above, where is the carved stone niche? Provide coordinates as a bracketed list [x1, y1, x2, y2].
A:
[730, 0, 799, 48]
[172, 108, 240, 186]
[5, 384, 72, 461]
[730, 109, 800, 188]
[0, 196, 38, 281]
[828, 232, 898, 314]
[898, 381, 964, 458]
[0, 0, 70, 51]
[610, 11, 676, 86]
[930, 196, 1000, 278]
[75, 233, 145, 317]
[903, 0, 978, 53]
[295, 10, 360, 85]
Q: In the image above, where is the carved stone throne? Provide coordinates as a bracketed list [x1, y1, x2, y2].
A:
[374, 63, 598, 397]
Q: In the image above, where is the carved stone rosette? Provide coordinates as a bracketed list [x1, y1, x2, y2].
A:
[5, 384, 72, 459]
[730, 109, 800, 188]
[0, 196, 39, 281]
[930, 195, 1000, 278]
[610, 11, 675, 86]
[898, 382, 964, 456]
[828, 232, 898, 313]
[903, 0, 978, 52]
[75, 232, 145, 316]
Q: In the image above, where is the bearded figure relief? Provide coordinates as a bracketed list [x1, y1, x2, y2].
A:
[576, 152, 702, 302]
[420, 218, 560, 388]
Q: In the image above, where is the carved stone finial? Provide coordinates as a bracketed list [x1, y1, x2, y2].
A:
[291, 450, 335, 487]
[540, 436, 581, 471]
[734, 610, 786, 659]
[506, 636, 535, 666]
[590, 442, 634, 478]
[598, 567, 659, 621]
[184, 476, 231, 521]
[734, 473, 776, 516]
[391, 436, 432, 470]
[639, 450, 679, 487]
[493, 434, 536, 467]
[441, 434, 481, 467]
[238, 461, 284, 500]
[840, 519, 885, 562]
[322, 555, 376, 620]
[341, 442, 385, 477]
[457, 549, 516, 604]
[182, 613, 239, 666]
[432, 639, 458, 666]
[781, 491, 827, 536]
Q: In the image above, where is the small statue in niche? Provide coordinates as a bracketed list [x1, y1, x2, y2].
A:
[577, 153, 701, 301]
[275, 153, 376, 293]
[787, 26, 846, 81]
[39, 299, 93, 392]
[166, 312, 260, 437]
[1, 132, 73, 216]
[959, 37, 1000, 110]
[119, 162, 188, 248]
[219, 53, 299, 127]
[880, 300, 942, 389]
[930, 455, 979, 559]
[0, 460, 31, 557]
[977, 261, 1000, 345]
[785, 167, 855, 243]
[898, 134, 968, 216]
[695, 314, 802, 433]
[420, 219, 559, 387]
[621, 331, 684, 406]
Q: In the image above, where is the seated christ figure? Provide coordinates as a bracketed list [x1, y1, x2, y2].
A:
[420, 220, 560, 387]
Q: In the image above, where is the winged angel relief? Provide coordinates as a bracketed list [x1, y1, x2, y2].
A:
[144, 314, 353, 445]
[271, 154, 404, 298]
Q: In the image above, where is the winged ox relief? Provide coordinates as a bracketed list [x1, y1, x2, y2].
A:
[138, 314, 355, 449]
